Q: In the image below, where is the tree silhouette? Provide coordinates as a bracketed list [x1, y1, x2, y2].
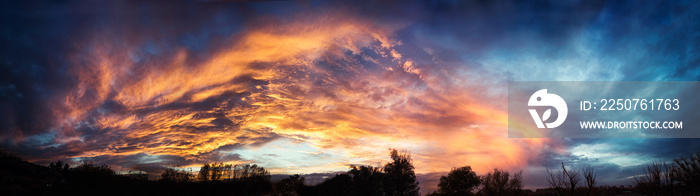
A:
[69, 161, 115, 181]
[198, 163, 210, 182]
[383, 149, 420, 196]
[582, 165, 597, 196]
[209, 162, 232, 181]
[674, 152, 700, 192]
[480, 168, 523, 196]
[48, 160, 69, 173]
[633, 162, 677, 196]
[348, 165, 385, 196]
[432, 166, 481, 196]
[272, 174, 305, 196]
[546, 162, 579, 196]
[7, 147, 700, 196]
[195, 163, 271, 182]
[1, 150, 60, 195]
[161, 168, 193, 182]
[233, 164, 270, 181]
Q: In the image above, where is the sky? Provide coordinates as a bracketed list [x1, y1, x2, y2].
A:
[1, 0, 700, 193]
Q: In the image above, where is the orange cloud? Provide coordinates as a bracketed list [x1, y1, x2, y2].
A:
[41, 13, 558, 181]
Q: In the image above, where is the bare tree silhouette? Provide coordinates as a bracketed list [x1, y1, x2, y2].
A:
[674, 152, 700, 192]
[546, 162, 580, 196]
[582, 165, 597, 196]
[633, 162, 678, 196]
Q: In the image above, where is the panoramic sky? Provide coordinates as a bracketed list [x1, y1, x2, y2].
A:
[1, 0, 700, 193]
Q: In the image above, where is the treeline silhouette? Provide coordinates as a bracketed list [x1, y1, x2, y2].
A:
[272, 149, 420, 196]
[0, 150, 272, 195]
[1, 149, 699, 196]
[539, 153, 700, 196]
